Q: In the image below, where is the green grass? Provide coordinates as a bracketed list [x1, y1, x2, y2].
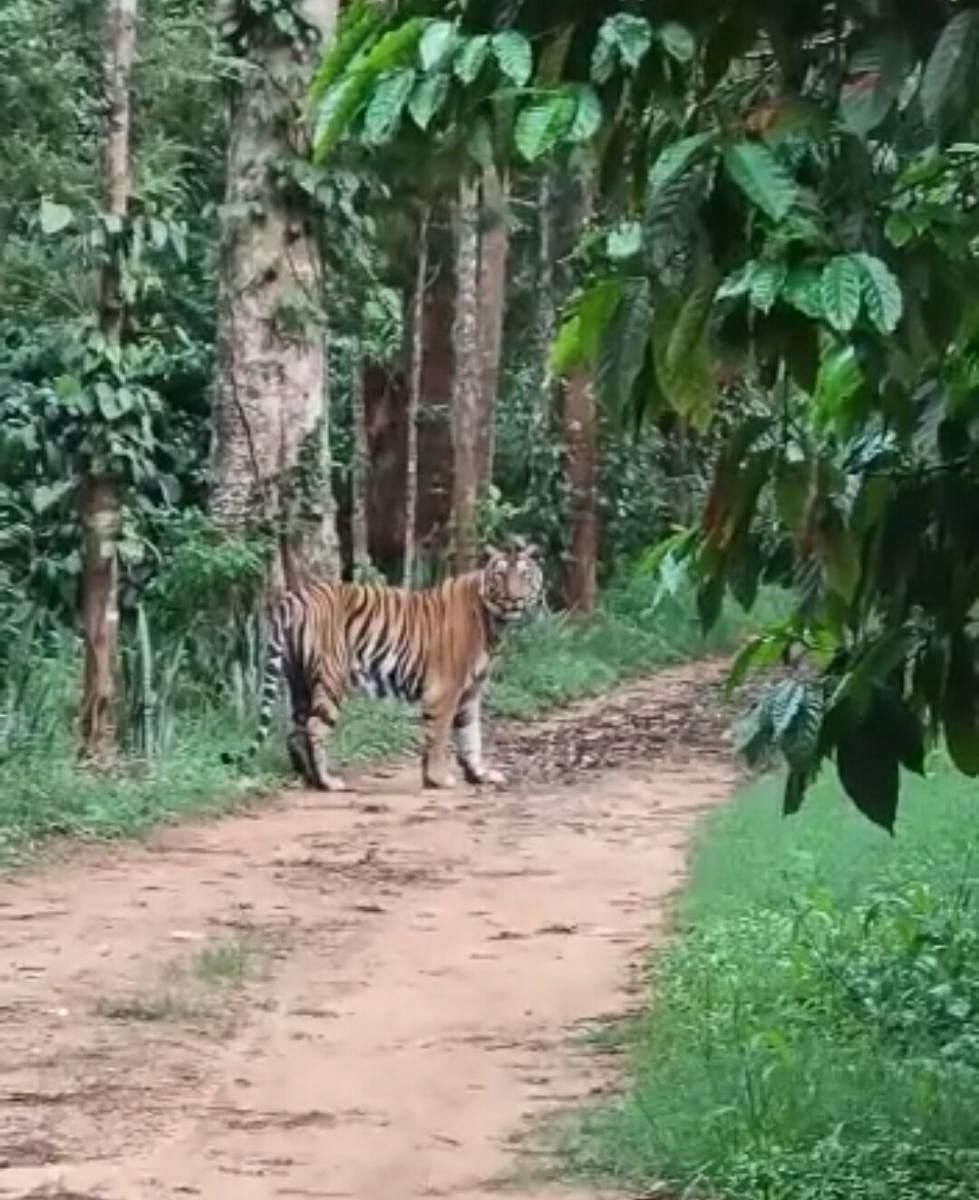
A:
[560, 757, 979, 1200]
[0, 573, 788, 864]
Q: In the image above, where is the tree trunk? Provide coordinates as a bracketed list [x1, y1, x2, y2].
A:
[532, 169, 555, 426]
[350, 356, 370, 576]
[79, 0, 136, 764]
[451, 175, 481, 573]
[403, 203, 429, 588]
[561, 174, 598, 615]
[210, 0, 340, 586]
[475, 162, 508, 498]
[561, 369, 598, 614]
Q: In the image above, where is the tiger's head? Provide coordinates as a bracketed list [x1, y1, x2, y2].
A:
[479, 538, 544, 623]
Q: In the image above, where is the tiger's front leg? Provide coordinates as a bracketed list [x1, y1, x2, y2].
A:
[453, 685, 505, 787]
[421, 688, 458, 789]
[301, 676, 349, 792]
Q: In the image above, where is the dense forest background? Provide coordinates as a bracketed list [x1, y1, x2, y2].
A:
[1, 0, 978, 833]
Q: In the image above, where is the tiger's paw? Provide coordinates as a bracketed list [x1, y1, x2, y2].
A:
[312, 773, 350, 793]
[463, 764, 506, 787]
[423, 768, 459, 790]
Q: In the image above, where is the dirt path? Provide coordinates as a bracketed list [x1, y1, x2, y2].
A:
[0, 661, 737, 1200]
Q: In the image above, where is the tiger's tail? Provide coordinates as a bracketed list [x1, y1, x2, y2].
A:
[221, 603, 288, 769]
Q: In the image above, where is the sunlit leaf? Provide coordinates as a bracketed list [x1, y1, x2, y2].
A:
[820, 255, 863, 333]
[853, 252, 903, 334]
[648, 131, 718, 195]
[723, 141, 799, 221]
[419, 19, 456, 71]
[491, 30, 533, 86]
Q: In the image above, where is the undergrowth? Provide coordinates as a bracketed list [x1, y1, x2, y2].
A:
[561, 760, 979, 1200]
[0, 570, 787, 865]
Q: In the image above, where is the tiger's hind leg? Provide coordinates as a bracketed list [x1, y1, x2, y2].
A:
[453, 684, 505, 787]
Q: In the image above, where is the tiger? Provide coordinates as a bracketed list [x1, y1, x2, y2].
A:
[227, 540, 543, 792]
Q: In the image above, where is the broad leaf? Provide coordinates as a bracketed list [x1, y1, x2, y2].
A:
[835, 703, 900, 833]
[454, 34, 490, 85]
[783, 769, 809, 816]
[39, 198, 73, 235]
[596, 278, 652, 415]
[407, 73, 449, 130]
[840, 32, 911, 136]
[549, 280, 623, 374]
[607, 220, 642, 260]
[514, 90, 576, 160]
[362, 68, 416, 145]
[653, 267, 718, 430]
[770, 679, 805, 740]
[592, 13, 653, 81]
[748, 262, 787, 314]
[31, 479, 74, 515]
[419, 19, 456, 71]
[780, 682, 824, 772]
[820, 255, 863, 333]
[491, 31, 533, 87]
[723, 141, 799, 221]
[657, 21, 695, 64]
[854, 252, 903, 334]
[921, 10, 979, 128]
[782, 267, 824, 319]
[648, 131, 718, 195]
[567, 84, 603, 143]
[943, 633, 979, 775]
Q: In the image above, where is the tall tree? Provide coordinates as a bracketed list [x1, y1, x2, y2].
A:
[210, 0, 340, 587]
[349, 358, 370, 576]
[403, 203, 430, 587]
[475, 161, 508, 497]
[451, 174, 481, 572]
[79, 0, 137, 763]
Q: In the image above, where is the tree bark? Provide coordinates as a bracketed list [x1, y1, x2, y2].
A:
[532, 169, 555, 427]
[562, 174, 598, 615]
[561, 369, 598, 614]
[350, 356, 370, 576]
[451, 175, 481, 573]
[210, 0, 341, 585]
[475, 162, 508, 498]
[403, 203, 429, 587]
[79, 0, 136, 764]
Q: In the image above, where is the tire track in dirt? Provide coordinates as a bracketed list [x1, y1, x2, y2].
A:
[0, 660, 737, 1200]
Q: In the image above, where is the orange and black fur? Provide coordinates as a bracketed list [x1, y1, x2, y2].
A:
[230, 542, 543, 791]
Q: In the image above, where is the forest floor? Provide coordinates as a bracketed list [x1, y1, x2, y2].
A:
[0, 659, 739, 1200]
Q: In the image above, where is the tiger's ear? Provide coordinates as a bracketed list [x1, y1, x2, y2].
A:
[522, 541, 541, 560]
[480, 543, 502, 565]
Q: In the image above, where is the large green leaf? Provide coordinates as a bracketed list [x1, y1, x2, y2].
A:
[943, 633, 979, 775]
[39, 198, 73, 235]
[454, 34, 490, 84]
[652, 267, 718, 430]
[782, 267, 824, 319]
[514, 89, 576, 160]
[723, 141, 799, 221]
[491, 31, 533, 87]
[921, 10, 979, 128]
[820, 255, 863, 333]
[596, 278, 652, 416]
[839, 32, 911, 136]
[549, 280, 623, 374]
[657, 21, 695, 63]
[566, 84, 603, 143]
[591, 13, 653, 82]
[308, 1, 383, 106]
[648, 131, 718, 195]
[748, 262, 787, 315]
[854, 252, 903, 334]
[780, 681, 825, 774]
[407, 73, 449, 131]
[836, 704, 900, 833]
[418, 19, 456, 71]
[362, 68, 416, 145]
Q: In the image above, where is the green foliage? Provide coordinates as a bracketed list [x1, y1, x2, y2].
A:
[559, 764, 979, 1199]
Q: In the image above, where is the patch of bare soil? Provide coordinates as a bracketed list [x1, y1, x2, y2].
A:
[0, 660, 736, 1200]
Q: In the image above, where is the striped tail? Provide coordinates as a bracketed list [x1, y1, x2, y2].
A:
[221, 606, 287, 769]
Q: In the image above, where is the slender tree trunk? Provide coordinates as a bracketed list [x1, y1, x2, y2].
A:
[562, 175, 598, 615]
[451, 175, 481, 573]
[79, 0, 136, 763]
[350, 356, 370, 576]
[475, 162, 508, 498]
[561, 370, 598, 614]
[533, 169, 555, 424]
[403, 203, 429, 588]
[210, 0, 340, 586]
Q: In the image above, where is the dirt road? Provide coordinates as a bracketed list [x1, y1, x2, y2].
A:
[0, 661, 736, 1200]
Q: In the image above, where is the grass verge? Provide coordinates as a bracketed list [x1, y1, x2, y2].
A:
[0, 574, 788, 865]
[560, 757, 979, 1200]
